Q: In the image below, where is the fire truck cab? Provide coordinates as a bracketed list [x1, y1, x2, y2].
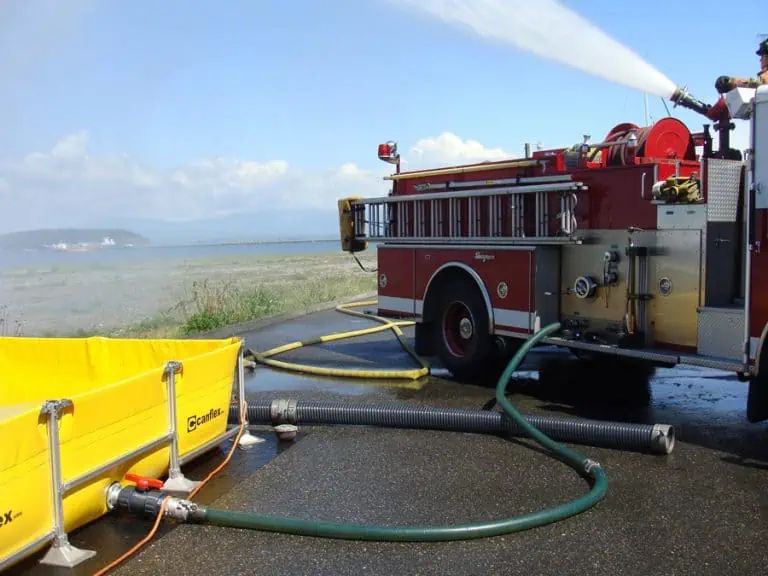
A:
[338, 85, 768, 423]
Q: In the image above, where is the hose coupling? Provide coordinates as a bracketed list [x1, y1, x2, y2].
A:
[165, 496, 206, 523]
[583, 458, 602, 474]
[271, 399, 298, 425]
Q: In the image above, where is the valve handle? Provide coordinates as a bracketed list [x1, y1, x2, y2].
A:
[125, 473, 164, 491]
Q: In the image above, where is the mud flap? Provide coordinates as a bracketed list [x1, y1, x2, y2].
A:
[746, 373, 768, 423]
[414, 322, 435, 357]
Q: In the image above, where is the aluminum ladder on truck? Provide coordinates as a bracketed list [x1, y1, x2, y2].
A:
[348, 176, 589, 245]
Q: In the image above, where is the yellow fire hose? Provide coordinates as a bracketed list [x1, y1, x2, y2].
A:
[245, 300, 431, 380]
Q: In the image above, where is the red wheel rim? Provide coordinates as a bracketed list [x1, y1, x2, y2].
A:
[442, 301, 475, 358]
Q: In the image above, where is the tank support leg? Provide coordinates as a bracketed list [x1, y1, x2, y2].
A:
[235, 345, 264, 449]
[161, 361, 202, 498]
[38, 399, 97, 568]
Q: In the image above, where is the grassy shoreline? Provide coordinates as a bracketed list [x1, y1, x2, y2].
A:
[1, 251, 379, 338]
[110, 271, 377, 338]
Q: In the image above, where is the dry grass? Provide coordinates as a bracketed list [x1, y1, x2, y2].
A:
[115, 272, 376, 338]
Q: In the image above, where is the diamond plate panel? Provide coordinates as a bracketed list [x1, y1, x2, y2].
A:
[706, 158, 743, 222]
[697, 307, 745, 359]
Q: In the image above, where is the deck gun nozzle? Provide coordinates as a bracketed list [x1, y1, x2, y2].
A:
[670, 86, 711, 117]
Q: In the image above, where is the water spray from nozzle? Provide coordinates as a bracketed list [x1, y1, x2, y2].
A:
[389, 0, 679, 99]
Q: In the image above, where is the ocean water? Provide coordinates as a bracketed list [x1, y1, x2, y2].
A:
[0, 239, 344, 271]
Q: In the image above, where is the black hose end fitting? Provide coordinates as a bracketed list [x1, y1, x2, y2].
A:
[116, 486, 167, 519]
[112, 485, 208, 524]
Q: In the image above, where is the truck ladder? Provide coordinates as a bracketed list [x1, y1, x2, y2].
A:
[351, 177, 587, 245]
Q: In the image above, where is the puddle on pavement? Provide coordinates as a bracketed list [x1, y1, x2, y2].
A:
[652, 366, 747, 419]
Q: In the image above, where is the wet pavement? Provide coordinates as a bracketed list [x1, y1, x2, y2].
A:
[10, 305, 768, 575]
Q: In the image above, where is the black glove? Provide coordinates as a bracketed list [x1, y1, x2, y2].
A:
[715, 75, 733, 94]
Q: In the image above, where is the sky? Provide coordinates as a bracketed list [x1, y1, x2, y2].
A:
[0, 0, 764, 237]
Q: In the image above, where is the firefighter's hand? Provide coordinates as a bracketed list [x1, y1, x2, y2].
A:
[715, 75, 734, 94]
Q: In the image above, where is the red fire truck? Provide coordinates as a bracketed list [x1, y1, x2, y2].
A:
[338, 84, 768, 422]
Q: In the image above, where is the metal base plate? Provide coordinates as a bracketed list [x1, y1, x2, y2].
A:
[162, 474, 202, 498]
[38, 543, 96, 568]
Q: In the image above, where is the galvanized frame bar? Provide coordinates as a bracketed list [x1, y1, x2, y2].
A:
[163, 362, 187, 484]
[234, 343, 264, 449]
[61, 433, 175, 495]
[37, 399, 97, 568]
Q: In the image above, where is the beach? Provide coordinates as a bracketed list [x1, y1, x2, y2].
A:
[0, 243, 378, 337]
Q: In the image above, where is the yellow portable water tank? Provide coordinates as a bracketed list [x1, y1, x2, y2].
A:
[338, 197, 368, 253]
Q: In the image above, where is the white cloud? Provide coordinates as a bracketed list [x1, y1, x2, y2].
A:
[0, 130, 510, 232]
[408, 132, 511, 167]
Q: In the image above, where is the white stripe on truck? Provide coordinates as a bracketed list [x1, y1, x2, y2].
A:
[377, 296, 535, 330]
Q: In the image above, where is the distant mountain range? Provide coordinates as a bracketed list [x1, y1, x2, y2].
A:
[75, 208, 341, 246]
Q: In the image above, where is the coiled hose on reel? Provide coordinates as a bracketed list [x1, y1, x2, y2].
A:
[182, 323, 618, 540]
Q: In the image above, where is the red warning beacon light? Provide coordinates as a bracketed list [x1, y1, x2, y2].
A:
[377, 140, 401, 173]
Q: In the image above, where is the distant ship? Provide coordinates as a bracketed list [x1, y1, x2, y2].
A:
[49, 242, 91, 252]
[45, 237, 118, 252]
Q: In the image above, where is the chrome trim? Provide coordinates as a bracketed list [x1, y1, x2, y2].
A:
[743, 148, 753, 368]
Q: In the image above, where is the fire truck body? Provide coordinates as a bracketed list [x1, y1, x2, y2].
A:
[338, 85, 768, 422]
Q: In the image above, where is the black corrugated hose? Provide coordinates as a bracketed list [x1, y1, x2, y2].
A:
[228, 399, 675, 455]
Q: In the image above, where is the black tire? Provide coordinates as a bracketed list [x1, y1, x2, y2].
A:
[414, 322, 435, 357]
[431, 275, 495, 383]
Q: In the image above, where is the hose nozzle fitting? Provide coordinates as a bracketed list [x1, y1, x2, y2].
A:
[670, 86, 711, 117]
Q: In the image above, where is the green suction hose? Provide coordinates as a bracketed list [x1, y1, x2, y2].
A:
[197, 322, 609, 541]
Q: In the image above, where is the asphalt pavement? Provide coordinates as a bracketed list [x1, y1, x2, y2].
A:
[10, 305, 768, 576]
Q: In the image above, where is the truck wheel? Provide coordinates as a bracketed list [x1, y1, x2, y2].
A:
[432, 276, 494, 382]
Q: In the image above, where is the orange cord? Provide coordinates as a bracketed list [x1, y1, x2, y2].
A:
[92, 400, 250, 576]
